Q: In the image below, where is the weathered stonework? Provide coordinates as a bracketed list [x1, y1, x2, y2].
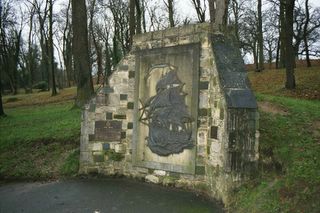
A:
[80, 23, 259, 206]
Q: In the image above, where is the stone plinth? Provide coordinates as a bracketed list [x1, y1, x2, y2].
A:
[80, 23, 259, 206]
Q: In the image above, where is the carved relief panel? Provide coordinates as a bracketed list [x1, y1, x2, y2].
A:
[133, 44, 200, 174]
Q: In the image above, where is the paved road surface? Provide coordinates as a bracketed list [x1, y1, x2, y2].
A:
[0, 178, 223, 213]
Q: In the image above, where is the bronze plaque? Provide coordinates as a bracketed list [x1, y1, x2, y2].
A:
[95, 120, 122, 141]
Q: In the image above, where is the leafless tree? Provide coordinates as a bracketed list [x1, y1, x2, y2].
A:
[293, 0, 320, 66]
[129, 0, 135, 46]
[257, 0, 264, 71]
[0, 0, 6, 116]
[72, 0, 94, 107]
[61, 0, 74, 87]
[191, 0, 206, 23]
[48, 0, 57, 96]
[208, 0, 216, 23]
[0, 1, 23, 95]
[285, 0, 296, 89]
[209, 0, 229, 28]
[164, 0, 175, 27]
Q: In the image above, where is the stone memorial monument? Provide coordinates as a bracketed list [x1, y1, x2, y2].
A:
[80, 22, 259, 205]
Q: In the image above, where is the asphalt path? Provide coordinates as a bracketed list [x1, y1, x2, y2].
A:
[0, 178, 224, 213]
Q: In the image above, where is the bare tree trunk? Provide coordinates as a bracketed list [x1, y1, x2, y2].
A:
[303, 0, 311, 67]
[87, 0, 102, 85]
[231, 0, 240, 41]
[65, 39, 73, 86]
[208, 0, 216, 23]
[0, 0, 5, 116]
[0, 79, 4, 117]
[49, 0, 57, 96]
[0, 69, 10, 118]
[63, 0, 73, 87]
[93, 38, 103, 85]
[0, 3, 5, 105]
[279, 1, 286, 68]
[36, 1, 50, 90]
[72, 0, 94, 107]
[275, 38, 280, 69]
[167, 0, 175, 27]
[0, 0, 4, 117]
[104, 40, 112, 85]
[88, 0, 96, 71]
[129, 0, 136, 47]
[304, 38, 311, 67]
[141, 0, 147, 33]
[257, 0, 264, 71]
[267, 42, 273, 68]
[223, 0, 229, 26]
[191, 0, 206, 23]
[112, 27, 121, 65]
[27, 5, 35, 93]
[285, 0, 296, 89]
[12, 29, 22, 95]
[135, 0, 142, 34]
[0, 65, 5, 116]
[253, 43, 259, 71]
[214, 0, 229, 29]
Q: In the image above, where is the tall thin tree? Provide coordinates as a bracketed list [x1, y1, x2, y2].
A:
[49, 0, 57, 96]
[62, 0, 74, 87]
[72, 0, 94, 107]
[279, 1, 286, 68]
[257, 0, 264, 71]
[164, 0, 175, 27]
[135, 0, 142, 34]
[129, 0, 136, 47]
[285, 0, 296, 89]
[25, 1, 36, 93]
[208, 0, 216, 23]
[303, 0, 311, 67]
[0, 0, 6, 117]
[141, 0, 147, 32]
[191, 0, 206, 23]
[34, 0, 50, 89]
[209, 0, 229, 29]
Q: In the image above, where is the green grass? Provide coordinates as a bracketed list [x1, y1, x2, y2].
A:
[231, 94, 320, 213]
[0, 102, 80, 150]
[60, 149, 80, 176]
[0, 102, 81, 179]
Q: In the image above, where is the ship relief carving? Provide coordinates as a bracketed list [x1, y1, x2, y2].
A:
[139, 64, 194, 156]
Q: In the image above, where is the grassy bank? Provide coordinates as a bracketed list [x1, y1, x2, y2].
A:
[3, 87, 77, 108]
[248, 66, 320, 100]
[231, 66, 320, 212]
[0, 102, 81, 179]
[231, 94, 320, 212]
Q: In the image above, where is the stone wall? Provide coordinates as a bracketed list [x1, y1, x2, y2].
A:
[80, 23, 259, 205]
